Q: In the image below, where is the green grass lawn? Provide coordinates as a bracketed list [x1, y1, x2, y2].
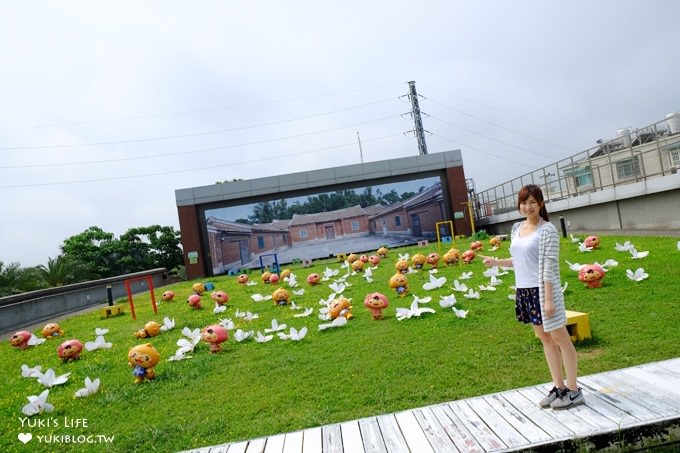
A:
[2, 235, 679, 452]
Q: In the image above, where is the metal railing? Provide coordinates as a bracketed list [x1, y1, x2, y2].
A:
[474, 114, 680, 221]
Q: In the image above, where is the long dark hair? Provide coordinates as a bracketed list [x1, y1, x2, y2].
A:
[517, 184, 549, 221]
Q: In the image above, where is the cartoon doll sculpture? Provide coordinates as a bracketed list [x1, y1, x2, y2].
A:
[578, 264, 606, 288]
[377, 246, 389, 258]
[161, 290, 175, 302]
[211, 290, 229, 306]
[191, 282, 206, 295]
[470, 241, 483, 252]
[389, 273, 409, 297]
[128, 343, 160, 383]
[368, 255, 381, 267]
[346, 253, 358, 264]
[10, 331, 33, 350]
[328, 297, 353, 320]
[489, 236, 502, 249]
[462, 249, 476, 264]
[351, 260, 364, 273]
[41, 322, 64, 338]
[280, 269, 292, 280]
[426, 252, 440, 269]
[584, 235, 601, 249]
[272, 287, 290, 306]
[443, 248, 460, 266]
[261, 271, 273, 284]
[394, 259, 409, 274]
[364, 292, 389, 320]
[269, 273, 280, 285]
[411, 253, 426, 270]
[187, 294, 202, 309]
[201, 325, 228, 353]
[57, 339, 84, 362]
[237, 274, 249, 285]
[307, 273, 321, 285]
[134, 321, 161, 339]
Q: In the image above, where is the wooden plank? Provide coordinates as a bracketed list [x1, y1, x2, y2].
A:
[485, 393, 553, 444]
[644, 362, 680, 383]
[393, 410, 435, 453]
[447, 400, 508, 451]
[413, 407, 458, 452]
[570, 385, 643, 426]
[282, 431, 303, 453]
[431, 404, 484, 452]
[210, 447, 230, 453]
[619, 366, 680, 400]
[655, 358, 680, 374]
[340, 420, 366, 453]
[302, 427, 322, 453]
[376, 414, 410, 453]
[466, 396, 531, 449]
[580, 375, 662, 420]
[224, 440, 248, 453]
[519, 387, 609, 433]
[593, 371, 680, 416]
[500, 390, 570, 440]
[264, 433, 285, 453]
[356, 417, 384, 453]
[245, 438, 267, 453]
[322, 424, 343, 453]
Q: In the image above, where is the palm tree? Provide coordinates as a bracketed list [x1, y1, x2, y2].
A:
[0, 261, 46, 296]
[35, 256, 98, 287]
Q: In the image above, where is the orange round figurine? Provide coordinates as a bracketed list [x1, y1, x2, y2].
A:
[211, 290, 229, 306]
[346, 253, 359, 264]
[443, 248, 460, 266]
[272, 287, 290, 306]
[578, 263, 606, 288]
[364, 292, 389, 320]
[57, 339, 84, 362]
[41, 322, 64, 338]
[161, 290, 175, 302]
[411, 253, 426, 270]
[368, 255, 381, 267]
[395, 259, 409, 274]
[191, 282, 206, 295]
[462, 249, 476, 264]
[201, 325, 229, 353]
[351, 260, 365, 273]
[470, 241, 483, 252]
[261, 271, 272, 284]
[377, 246, 389, 258]
[328, 297, 353, 320]
[237, 274, 249, 285]
[128, 343, 160, 383]
[134, 321, 161, 339]
[489, 236, 502, 249]
[584, 235, 601, 249]
[389, 273, 409, 297]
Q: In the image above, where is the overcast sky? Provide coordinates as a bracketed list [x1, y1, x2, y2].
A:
[2, 1, 679, 267]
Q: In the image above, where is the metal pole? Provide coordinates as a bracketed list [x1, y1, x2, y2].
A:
[408, 81, 428, 155]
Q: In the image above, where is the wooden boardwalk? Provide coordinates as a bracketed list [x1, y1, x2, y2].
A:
[183, 358, 680, 452]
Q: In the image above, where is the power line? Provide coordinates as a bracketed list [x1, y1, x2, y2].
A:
[0, 97, 399, 150]
[0, 115, 402, 169]
[431, 133, 538, 170]
[0, 133, 405, 189]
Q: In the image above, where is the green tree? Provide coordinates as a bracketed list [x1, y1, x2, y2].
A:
[61, 226, 117, 277]
[35, 255, 98, 287]
[0, 262, 46, 296]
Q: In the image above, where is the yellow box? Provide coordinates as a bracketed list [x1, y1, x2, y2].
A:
[336, 253, 347, 262]
[565, 310, 591, 342]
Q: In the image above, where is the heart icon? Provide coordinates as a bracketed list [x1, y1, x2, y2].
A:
[18, 432, 32, 444]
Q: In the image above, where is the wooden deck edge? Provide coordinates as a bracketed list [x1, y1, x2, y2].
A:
[522, 416, 680, 452]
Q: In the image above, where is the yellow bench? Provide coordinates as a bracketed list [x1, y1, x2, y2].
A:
[535, 310, 591, 342]
[101, 305, 124, 318]
[565, 310, 591, 342]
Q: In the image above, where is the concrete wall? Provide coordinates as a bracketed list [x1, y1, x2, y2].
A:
[0, 268, 169, 335]
[479, 173, 680, 236]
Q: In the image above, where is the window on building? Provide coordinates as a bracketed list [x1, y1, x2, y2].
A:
[665, 143, 680, 168]
[573, 166, 593, 188]
[281, 234, 287, 244]
[351, 221, 360, 231]
[395, 215, 401, 226]
[299, 230, 308, 239]
[257, 236, 265, 249]
[616, 156, 641, 179]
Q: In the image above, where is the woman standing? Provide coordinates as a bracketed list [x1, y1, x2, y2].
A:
[481, 184, 584, 410]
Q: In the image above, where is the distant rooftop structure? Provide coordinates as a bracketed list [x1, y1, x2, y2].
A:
[474, 112, 680, 221]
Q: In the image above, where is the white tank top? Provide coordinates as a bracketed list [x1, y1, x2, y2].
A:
[510, 222, 542, 288]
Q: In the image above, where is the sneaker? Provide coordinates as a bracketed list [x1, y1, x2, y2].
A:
[538, 386, 563, 408]
[550, 387, 585, 410]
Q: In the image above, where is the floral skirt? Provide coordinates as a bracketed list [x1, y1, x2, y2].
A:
[515, 287, 543, 325]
